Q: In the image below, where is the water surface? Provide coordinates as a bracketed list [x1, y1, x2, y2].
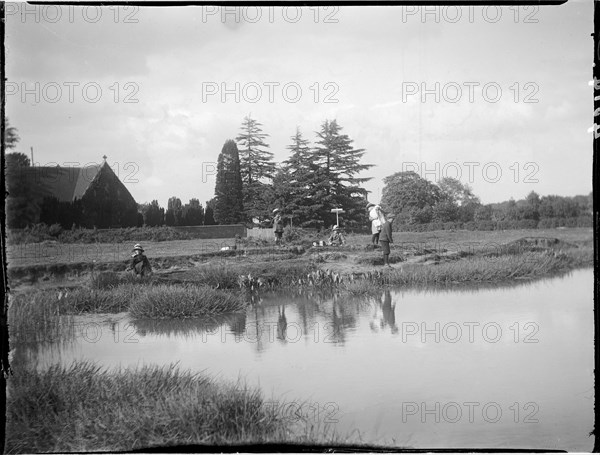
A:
[18, 268, 594, 450]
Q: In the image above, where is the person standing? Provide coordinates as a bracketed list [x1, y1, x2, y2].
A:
[367, 203, 386, 246]
[379, 214, 395, 267]
[272, 208, 284, 246]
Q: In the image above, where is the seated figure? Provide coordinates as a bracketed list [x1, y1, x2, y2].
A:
[128, 244, 152, 277]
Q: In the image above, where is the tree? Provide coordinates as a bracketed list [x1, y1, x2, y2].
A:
[204, 199, 216, 225]
[6, 152, 30, 167]
[183, 198, 204, 226]
[236, 116, 275, 185]
[213, 140, 244, 224]
[236, 116, 276, 222]
[141, 200, 165, 226]
[166, 196, 183, 226]
[381, 171, 442, 224]
[5, 150, 41, 228]
[438, 177, 479, 206]
[275, 128, 324, 227]
[4, 117, 20, 150]
[311, 119, 373, 228]
[474, 204, 493, 222]
[433, 201, 459, 223]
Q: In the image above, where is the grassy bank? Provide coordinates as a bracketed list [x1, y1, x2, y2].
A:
[356, 249, 593, 287]
[8, 283, 245, 346]
[5, 362, 336, 453]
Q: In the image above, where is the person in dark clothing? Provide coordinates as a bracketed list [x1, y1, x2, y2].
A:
[272, 208, 284, 246]
[379, 214, 395, 267]
[128, 244, 152, 277]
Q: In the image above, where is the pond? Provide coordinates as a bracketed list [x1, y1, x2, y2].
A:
[16, 268, 594, 451]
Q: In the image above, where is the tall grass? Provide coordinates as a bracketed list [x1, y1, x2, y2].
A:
[8, 292, 75, 346]
[129, 285, 245, 318]
[6, 361, 334, 453]
[193, 264, 241, 289]
[379, 250, 591, 286]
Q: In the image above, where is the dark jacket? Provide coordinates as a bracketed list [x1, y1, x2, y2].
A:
[131, 254, 152, 276]
[273, 215, 284, 233]
[379, 221, 393, 243]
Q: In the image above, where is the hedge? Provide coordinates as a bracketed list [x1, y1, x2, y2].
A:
[394, 216, 592, 232]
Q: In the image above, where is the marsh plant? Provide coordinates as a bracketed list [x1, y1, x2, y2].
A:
[129, 285, 244, 318]
[5, 361, 337, 452]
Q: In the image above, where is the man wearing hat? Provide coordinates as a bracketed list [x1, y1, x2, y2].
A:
[128, 244, 152, 277]
[272, 208, 284, 246]
[378, 214, 395, 267]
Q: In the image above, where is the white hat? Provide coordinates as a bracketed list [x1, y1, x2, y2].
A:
[273, 208, 280, 213]
[333, 225, 338, 230]
[132, 244, 144, 252]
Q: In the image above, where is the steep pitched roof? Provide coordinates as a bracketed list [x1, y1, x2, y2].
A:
[20, 163, 104, 202]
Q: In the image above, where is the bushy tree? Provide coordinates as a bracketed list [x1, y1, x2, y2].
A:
[183, 198, 204, 225]
[4, 121, 40, 228]
[474, 204, 493, 222]
[6, 152, 30, 167]
[166, 196, 183, 226]
[4, 117, 20, 150]
[213, 140, 244, 224]
[381, 171, 442, 224]
[141, 200, 165, 226]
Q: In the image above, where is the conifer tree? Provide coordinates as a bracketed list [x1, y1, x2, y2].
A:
[204, 199, 216, 225]
[276, 128, 326, 227]
[213, 140, 244, 224]
[235, 116, 276, 222]
[311, 119, 373, 228]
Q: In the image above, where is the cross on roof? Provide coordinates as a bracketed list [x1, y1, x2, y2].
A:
[102, 155, 107, 161]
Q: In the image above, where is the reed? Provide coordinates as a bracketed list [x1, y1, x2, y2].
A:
[5, 361, 336, 453]
[128, 285, 245, 319]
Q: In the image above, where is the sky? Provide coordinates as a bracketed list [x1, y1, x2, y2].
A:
[5, 2, 594, 209]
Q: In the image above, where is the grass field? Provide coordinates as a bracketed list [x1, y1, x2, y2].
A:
[7, 227, 593, 268]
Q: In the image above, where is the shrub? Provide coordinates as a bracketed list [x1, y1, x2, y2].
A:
[48, 223, 63, 237]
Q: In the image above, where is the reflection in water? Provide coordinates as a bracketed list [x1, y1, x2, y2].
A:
[369, 289, 398, 333]
[131, 316, 226, 339]
[277, 306, 287, 343]
[14, 268, 594, 451]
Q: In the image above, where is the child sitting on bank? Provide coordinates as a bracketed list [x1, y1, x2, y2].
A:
[128, 244, 152, 277]
[327, 225, 346, 246]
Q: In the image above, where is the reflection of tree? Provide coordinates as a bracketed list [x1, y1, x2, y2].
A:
[277, 306, 287, 343]
[227, 312, 247, 339]
[252, 304, 267, 354]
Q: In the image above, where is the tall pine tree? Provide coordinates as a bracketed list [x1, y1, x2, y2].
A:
[311, 119, 373, 229]
[235, 116, 276, 223]
[213, 140, 244, 224]
[276, 128, 326, 228]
